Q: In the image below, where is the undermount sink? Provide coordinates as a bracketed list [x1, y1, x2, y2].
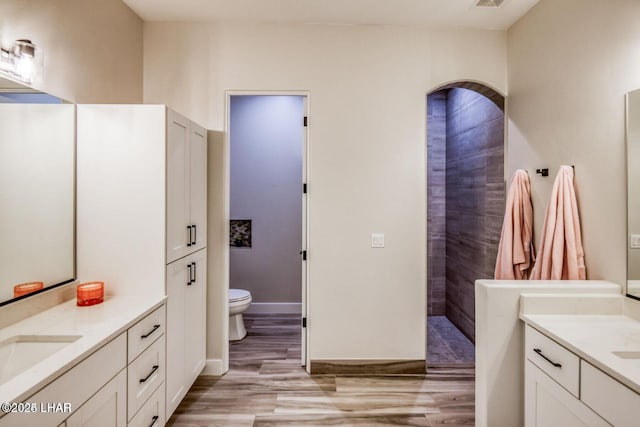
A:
[612, 350, 640, 359]
[0, 335, 82, 384]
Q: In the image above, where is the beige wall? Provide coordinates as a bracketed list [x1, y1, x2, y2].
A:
[0, 0, 142, 103]
[144, 21, 507, 362]
[507, 0, 640, 288]
[206, 130, 229, 371]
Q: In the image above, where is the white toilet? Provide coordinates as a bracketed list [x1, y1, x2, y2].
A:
[229, 288, 252, 341]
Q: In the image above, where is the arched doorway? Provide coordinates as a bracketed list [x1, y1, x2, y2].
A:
[426, 81, 505, 366]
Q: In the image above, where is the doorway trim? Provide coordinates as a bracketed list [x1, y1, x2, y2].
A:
[224, 90, 311, 370]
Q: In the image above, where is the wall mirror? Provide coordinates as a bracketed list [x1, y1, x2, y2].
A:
[0, 74, 75, 306]
[627, 89, 640, 300]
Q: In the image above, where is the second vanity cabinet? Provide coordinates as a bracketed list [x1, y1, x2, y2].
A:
[524, 324, 640, 427]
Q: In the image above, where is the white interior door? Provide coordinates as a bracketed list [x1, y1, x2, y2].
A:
[301, 96, 309, 369]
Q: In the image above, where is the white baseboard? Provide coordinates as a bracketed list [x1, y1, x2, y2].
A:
[202, 359, 225, 376]
[245, 302, 302, 314]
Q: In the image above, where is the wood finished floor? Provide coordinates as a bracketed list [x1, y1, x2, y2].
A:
[168, 314, 475, 426]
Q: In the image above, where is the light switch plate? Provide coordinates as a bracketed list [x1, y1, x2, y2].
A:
[371, 233, 385, 248]
[631, 234, 640, 249]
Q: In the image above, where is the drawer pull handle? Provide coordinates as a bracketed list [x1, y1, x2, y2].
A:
[534, 348, 562, 368]
[149, 415, 159, 427]
[187, 225, 192, 247]
[139, 365, 159, 383]
[141, 324, 161, 339]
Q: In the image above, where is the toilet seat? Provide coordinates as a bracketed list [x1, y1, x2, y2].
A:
[229, 288, 251, 303]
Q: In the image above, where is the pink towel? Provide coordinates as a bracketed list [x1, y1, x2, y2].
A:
[530, 166, 586, 280]
[495, 170, 535, 279]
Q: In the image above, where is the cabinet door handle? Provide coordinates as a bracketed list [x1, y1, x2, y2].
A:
[533, 348, 562, 368]
[139, 365, 159, 383]
[191, 262, 196, 283]
[192, 224, 197, 245]
[187, 263, 193, 285]
[141, 324, 161, 339]
[187, 225, 192, 247]
[149, 415, 159, 427]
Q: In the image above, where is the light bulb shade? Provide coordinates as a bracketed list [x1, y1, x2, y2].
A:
[0, 39, 40, 84]
[13, 39, 35, 57]
[16, 54, 34, 83]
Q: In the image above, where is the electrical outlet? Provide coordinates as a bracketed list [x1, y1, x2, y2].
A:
[371, 233, 385, 248]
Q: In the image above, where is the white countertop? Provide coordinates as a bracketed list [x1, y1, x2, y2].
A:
[0, 295, 165, 405]
[521, 314, 640, 394]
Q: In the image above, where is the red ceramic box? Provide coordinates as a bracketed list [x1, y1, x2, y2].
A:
[77, 282, 104, 306]
[14, 281, 44, 298]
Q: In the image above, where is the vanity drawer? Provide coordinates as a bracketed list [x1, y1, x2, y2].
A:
[127, 382, 165, 427]
[581, 360, 640, 427]
[128, 335, 165, 421]
[128, 305, 165, 362]
[525, 325, 579, 397]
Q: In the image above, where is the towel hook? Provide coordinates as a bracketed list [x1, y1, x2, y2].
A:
[536, 168, 549, 177]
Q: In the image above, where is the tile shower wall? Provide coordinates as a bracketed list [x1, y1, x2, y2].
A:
[426, 91, 447, 316]
[444, 88, 504, 342]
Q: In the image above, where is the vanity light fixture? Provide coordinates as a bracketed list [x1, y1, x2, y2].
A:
[0, 47, 14, 74]
[0, 39, 39, 84]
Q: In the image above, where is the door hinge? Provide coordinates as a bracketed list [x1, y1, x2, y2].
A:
[303, 183, 307, 194]
[302, 250, 307, 261]
[303, 116, 308, 127]
[302, 317, 307, 328]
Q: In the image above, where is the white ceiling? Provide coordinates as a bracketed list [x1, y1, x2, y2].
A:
[122, 0, 540, 30]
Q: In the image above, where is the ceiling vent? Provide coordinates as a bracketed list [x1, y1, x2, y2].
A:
[474, 0, 505, 7]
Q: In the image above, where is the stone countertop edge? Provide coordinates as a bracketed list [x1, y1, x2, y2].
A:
[521, 313, 640, 395]
[0, 295, 167, 406]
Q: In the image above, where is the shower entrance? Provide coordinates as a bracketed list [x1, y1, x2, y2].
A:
[426, 82, 505, 366]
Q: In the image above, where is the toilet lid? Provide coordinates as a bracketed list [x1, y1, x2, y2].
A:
[229, 288, 251, 302]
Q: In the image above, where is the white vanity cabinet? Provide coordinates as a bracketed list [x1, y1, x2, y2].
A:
[77, 104, 208, 299]
[524, 324, 640, 427]
[126, 309, 166, 424]
[65, 370, 127, 427]
[525, 359, 608, 427]
[0, 303, 166, 427]
[77, 105, 208, 421]
[166, 111, 208, 264]
[166, 249, 207, 416]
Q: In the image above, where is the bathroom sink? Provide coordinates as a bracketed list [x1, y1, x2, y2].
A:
[0, 335, 82, 384]
[612, 350, 640, 359]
